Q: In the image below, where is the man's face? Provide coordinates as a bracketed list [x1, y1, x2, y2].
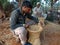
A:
[37, 4, 40, 8]
[22, 6, 31, 13]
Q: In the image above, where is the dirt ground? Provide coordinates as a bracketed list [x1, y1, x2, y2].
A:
[0, 20, 60, 45]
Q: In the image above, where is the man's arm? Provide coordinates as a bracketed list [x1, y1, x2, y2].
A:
[33, 7, 37, 14]
[10, 10, 23, 30]
[27, 14, 39, 23]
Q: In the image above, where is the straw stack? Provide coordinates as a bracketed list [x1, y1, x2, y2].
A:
[27, 23, 43, 45]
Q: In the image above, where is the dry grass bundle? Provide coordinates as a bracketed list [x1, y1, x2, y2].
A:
[27, 24, 43, 45]
[28, 24, 43, 32]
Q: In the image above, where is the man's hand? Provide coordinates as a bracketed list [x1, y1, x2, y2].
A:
[25, 24, 29, 28]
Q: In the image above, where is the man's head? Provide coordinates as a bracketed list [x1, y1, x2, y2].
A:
[21, 1, 32, 13]
[36, 2, 40, 8]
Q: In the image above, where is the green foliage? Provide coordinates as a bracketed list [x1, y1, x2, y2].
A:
[3, 2, 13, 11]
[30, 0, 40, 7]
[0, 0, 8, 10]
[0, 0, 14, 11]
[0, 0, 7, 6]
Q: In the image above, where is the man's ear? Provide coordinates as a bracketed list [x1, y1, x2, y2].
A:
[22, 6, 26, 9]
[23, 6, 26, 8]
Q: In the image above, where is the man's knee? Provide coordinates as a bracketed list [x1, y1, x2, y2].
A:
[14, 27, 25, 35]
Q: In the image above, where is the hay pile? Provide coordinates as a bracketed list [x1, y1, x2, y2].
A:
[28, 24, 43, 32]
[27, 23, 43, 45]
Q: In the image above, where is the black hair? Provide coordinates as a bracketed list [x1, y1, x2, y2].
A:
[22, 1, 32, 9]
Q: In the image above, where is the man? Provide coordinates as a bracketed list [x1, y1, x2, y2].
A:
[32, 2, 45, 27]
[32, 2, 47, 27]
[32, 2, 43, 18]
[11, 1, 19, 10]
[10, 1, 38, 45]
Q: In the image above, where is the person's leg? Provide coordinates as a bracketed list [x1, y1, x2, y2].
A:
[14, 27, 27, 45]
[10, 30, 17, 38]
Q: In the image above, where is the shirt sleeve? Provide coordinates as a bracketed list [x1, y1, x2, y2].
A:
[27, 14, 39, 23]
